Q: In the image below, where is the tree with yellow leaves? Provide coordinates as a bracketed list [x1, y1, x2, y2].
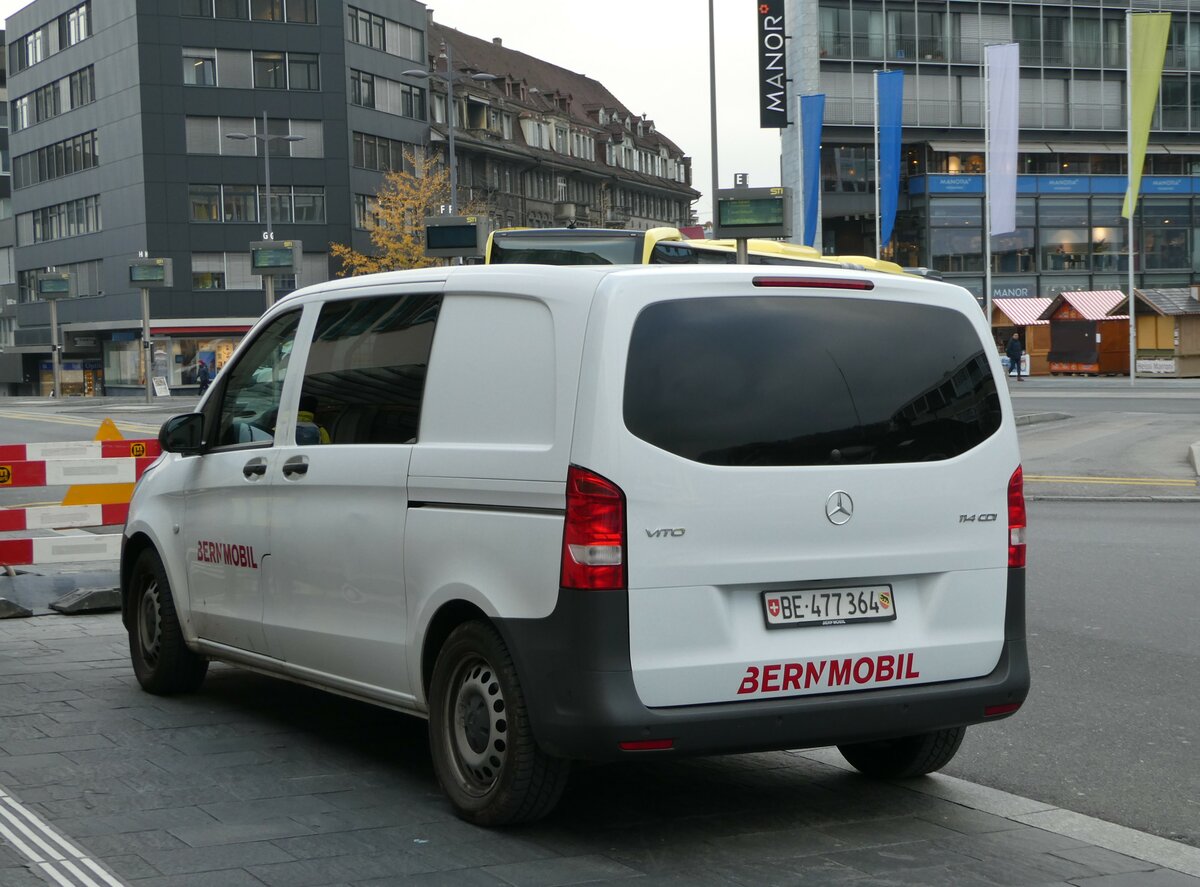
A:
[330, 151, 485, 276]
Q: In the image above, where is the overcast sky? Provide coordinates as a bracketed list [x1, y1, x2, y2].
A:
[1, 0, 783, 222]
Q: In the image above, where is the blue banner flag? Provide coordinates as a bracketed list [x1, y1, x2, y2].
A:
[876, 70, 904, 249]
[800, 93, 825, 248]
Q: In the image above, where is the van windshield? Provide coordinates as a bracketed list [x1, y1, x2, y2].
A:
[623, 296, 1001, 466]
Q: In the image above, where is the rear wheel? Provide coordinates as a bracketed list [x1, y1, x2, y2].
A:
[428, 621, 570, 826]
[128, 549, 208, 695]
[838, 726, 966, 779]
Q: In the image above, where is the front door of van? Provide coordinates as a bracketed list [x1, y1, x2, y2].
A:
[261, 292, 441, 702]
[184, 309, 304, 655]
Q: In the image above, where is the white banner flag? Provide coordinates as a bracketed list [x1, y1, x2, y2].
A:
[986, 43, 1020, 236]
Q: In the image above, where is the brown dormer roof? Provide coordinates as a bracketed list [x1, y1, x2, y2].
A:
[429, 21, 687, 157]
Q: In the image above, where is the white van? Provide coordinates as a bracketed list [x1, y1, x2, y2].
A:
[122, 265, 1028, 825]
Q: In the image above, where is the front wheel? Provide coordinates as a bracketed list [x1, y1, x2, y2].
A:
[837, 726, 966, 779]
[428, 621, 570, 826]
[128, 549, 208, 695]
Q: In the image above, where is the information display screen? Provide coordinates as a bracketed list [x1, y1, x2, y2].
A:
[130, 264, 167, 282]
[37, 276, 70, 294]
[252, 247, 295, 269]
[427, 224, 479, 250]
[717, 197, 786, 229]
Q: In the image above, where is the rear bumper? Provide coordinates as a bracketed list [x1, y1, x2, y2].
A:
[496, 570, 1029, 761]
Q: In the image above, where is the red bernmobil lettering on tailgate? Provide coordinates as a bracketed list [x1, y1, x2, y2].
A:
[196, 541, 259, 569]
[737, 653, 921, 695]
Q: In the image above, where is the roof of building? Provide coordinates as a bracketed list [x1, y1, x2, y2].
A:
[992, 297, 1052, 327]
[429, 22, 698, 197]
[1041, 290, 1129, 322]
[1122, 287, 1200, 317]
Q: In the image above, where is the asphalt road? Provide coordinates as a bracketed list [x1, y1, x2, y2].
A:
[947, 499, 1200, 848]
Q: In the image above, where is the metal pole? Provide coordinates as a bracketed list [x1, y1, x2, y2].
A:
[49, 299, 61, 399]
[708, 0, 720, 229]
[736, 239, 749, 265]
[262, 111, 272, 238]
[983, 50, 993, 322]
[141, 287, 152, 403]
[446, 43, 457, 214]
[1126, 12, 1136, 386]
[264, 274, 275, 311]
[873, 71, 881, 260]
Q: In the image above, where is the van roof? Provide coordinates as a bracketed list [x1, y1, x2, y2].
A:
[277, 263, 973, 308]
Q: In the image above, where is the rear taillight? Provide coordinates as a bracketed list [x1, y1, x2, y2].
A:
[1008, 466, 1026, 568]
[560, 465, 627, 590]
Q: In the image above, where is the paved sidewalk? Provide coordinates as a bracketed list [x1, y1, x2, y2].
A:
[1, 613, 1198, 887]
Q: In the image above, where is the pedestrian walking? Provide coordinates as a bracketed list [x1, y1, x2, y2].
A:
[197, 360, 211, 394]
[1005, 332, 1024, 382]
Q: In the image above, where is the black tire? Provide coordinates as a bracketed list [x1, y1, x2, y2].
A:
[128, 549, 208, 695]
[428, 621, 570, 826]
[838, 726, 966, 779]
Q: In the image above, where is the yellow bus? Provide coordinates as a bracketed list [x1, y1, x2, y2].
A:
[483, 227, 908, 273]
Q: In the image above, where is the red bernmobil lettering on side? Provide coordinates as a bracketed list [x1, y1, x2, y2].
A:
[828, 658, 852, 686]
[195, 540, 258, 569]
[761, 663, 781, 693]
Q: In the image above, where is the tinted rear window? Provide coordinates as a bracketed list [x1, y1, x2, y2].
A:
[623, 296, 1001, 466]
[490, 234, 641, 265]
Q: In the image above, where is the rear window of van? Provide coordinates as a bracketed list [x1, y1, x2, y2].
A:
[623, 296, 1001, 466]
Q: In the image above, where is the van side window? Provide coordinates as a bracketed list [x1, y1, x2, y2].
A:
[297, 293, 441, 445]
[213, 309, 302, 448]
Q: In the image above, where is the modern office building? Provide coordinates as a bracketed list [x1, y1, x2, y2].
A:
[784, 0, 1200, 304]
[0, 1, 698, 397]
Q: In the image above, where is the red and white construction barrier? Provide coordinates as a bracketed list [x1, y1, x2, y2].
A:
[1, 437, 159, 568]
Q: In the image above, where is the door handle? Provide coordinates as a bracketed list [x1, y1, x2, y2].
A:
[242, 457, 268, 479]
[282, 455, 309, 479]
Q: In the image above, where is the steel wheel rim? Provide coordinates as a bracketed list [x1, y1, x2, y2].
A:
[446, 655, 508, 795]
[138, 579, 162, 666]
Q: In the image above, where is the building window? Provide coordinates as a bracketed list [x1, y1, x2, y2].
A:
[16, 195, 102, 245]
[250, 0, 284, 21]
[288, 53, 320, 91]
[13, 131, 100, 189]
[253, 51, 286, 89]
[351, 70, 376, 108]
[293, 187, 326, 223]
[223, 185, 258, 222]
[189, 185, 222, 222]
[9, 2, 91, 73]
[353, 194, 380, 230]
[183, 48, 217, 86]
[285, 0, 316, 23]
[348, 7, 385, 48]
[215, 0, 248, 18]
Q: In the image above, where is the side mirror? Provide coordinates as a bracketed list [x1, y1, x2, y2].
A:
[159, 413, 204, 454]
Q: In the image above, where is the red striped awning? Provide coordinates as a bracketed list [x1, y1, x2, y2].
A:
[992, 298, 1052, 326]
[1058, 290, 1129, 321]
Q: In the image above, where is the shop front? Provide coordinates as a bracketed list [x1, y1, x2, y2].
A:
[1040, 290, 1129, 376]
[1119, 287, 1200, 378]
[990, 297, 1052, 376]
[102, 327, 246, 396]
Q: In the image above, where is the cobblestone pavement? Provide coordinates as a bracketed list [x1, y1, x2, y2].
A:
[1, 614, 1198, 887]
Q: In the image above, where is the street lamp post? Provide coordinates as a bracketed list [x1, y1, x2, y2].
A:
[403, 43, 496, 215]
[226, 113, 305, 309]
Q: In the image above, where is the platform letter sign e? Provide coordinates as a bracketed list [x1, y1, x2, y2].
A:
[757, 1, 788, 128]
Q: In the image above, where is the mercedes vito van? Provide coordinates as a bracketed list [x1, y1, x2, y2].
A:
[122, 264, 1028, 825]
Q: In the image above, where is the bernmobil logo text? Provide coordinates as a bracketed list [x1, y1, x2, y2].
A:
[737, 653, 920, 695]
[196, 541, 259, 569]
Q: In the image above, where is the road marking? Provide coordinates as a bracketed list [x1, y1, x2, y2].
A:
[0, 788, 125, 886]
[1026, 474, 1196, 487]
[0, 410, 158, 434]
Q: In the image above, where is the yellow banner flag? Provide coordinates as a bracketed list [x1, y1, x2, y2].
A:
[1123, 12, 1172, 219]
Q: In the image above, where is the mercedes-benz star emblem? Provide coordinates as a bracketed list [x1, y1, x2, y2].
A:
[825, 491, 854, 525]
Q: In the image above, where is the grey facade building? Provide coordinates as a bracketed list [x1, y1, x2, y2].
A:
[784, 0, 1200, 304]
[2, 0, 428, 396]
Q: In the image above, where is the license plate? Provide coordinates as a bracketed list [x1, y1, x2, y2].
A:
[761, 585, 896, 629]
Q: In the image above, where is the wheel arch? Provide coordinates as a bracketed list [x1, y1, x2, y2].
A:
[421, 599, 491, 697]
[120, 531, 157, 632]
